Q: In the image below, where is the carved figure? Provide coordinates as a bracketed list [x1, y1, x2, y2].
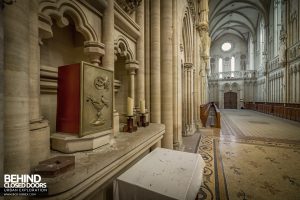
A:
[94, 76, 110, 90]
[86, 96, 109, 126]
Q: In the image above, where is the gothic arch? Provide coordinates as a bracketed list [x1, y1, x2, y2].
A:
[39, 0, 98, 42]
[114, 35, 134, 61]
[182, 7, 194, 63]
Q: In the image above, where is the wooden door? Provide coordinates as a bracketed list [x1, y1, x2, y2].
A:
[224, 92, 237, 109]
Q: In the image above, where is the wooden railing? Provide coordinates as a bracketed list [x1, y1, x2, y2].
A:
[200, 102, 221, 128]
[244, 102, 300, 122]
[200, 103, 211, 127]
[212, 103, 221, 128]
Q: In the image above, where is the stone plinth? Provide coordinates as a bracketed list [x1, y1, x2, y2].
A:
[51, 130, 111, 153]
[41, 124, 164, 200]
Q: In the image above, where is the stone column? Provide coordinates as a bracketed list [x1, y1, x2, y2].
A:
[278, 75, 281, 103]
[294, 68, 297, 103]
[277, 76, 280, 102]
[172, 0, 180, 149]
[0, 5, 4, 189]
[150, 0, 161, 123]
[29, 0, 50, 168]
[145, 0, 151, 113]
[3, 0, 31, 174]
[270, 79, 272, 102]
[126, 61, 139, 100]
[290, 70, 293, 103]
[161, 0, 173, 149]
[183, 63, 195, 135]
[183, 66, 188, 127]
[275, 77, 277, 102]
[136, 0, 145, 107]
[274, 78, 276, 102]
[102, 0, 114, 70]
[296, 65, 300, 103]
[102, 0, 115, 134]
[275, 78, 277, 102]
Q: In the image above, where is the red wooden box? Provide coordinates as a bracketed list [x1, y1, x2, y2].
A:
[56, 62, 113, 137]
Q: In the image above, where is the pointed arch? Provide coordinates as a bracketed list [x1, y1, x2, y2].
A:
[114, 35, 134, 61]
[39, 0, 98, 42]
[182, 7, 194, 63]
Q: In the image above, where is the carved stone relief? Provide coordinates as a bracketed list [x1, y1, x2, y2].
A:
[82, 62, 113, 136]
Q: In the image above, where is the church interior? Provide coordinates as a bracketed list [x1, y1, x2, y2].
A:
[0, 0, 300, 199]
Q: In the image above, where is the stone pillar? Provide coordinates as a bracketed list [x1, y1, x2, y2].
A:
[29, 0, 50, 168]
[102, 0, 116, 134]
[290, 70, 293, 103]
[150, 0, 161, 123]
[277, 76, 280, 102]
[172, 0, 181, 149]
[294, 68, 297, 103]
[136, 0, 145, 107]
[161, 0, 173, 149]
[0, 5, 4, 190]
[102, 0, 114, 70]
[126, 61, 139, 101]
[194, 26, 201, 129]
[296, 65, 300, 103]
[3, 0, 31, 174]
[279, 76, 281, 102]
[145, 0, 151, 113]
[183, 63, 195, 135]
[272, 78, 276, 102]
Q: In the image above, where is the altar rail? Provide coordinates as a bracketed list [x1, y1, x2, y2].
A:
[244, 102, 300, 122]
[200, 102, 221, 128]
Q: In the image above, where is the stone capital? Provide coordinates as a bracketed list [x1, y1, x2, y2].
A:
[184, 63, 193, 69]
[196, 22, 209, 32]
[125, 60, 139, 74]
[84, 41, 105, 66]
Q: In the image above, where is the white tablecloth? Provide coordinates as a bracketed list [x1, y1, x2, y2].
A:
[113, 148, 205, 200]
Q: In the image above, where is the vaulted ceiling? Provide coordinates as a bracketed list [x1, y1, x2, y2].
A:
[209, 0, 271, 42]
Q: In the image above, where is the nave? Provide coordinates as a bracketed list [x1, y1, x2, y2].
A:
[195, 109, 300, 200]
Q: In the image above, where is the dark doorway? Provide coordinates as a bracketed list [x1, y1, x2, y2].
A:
[224, 92, 237, 109]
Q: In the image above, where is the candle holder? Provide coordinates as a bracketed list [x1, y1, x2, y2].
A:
[123, 116, 137, 133]
[137, 113, 149, 127]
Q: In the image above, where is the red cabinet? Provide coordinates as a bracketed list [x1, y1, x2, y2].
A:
[56, 62, 113, 137]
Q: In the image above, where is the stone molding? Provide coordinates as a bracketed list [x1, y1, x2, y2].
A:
[42, 124, 165, 200]
[38, 0, 105, 65]
[115, 0, 142, 14]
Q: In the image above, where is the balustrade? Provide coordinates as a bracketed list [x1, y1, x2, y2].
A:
[209, 70, 256, 80]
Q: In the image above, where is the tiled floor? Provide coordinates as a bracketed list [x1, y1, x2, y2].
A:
[221, 109, 300, 140]
[182, 132, 201, 153]
[197, 109, 300, 200]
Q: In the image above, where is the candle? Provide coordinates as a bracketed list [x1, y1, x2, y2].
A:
[127, 97, 133, 116]
[140, 100, 145, 114]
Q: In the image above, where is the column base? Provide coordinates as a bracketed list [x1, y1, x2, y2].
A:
[113, 111, 120, 136]
[30, 119, 50, 169]
[183, 124, 196, 136]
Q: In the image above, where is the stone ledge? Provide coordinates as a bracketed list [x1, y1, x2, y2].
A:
[50, 130, 112, 153]
[39, 123, 165, 200]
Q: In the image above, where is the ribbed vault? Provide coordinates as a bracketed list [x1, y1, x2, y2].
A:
[209, 0, 271, 41]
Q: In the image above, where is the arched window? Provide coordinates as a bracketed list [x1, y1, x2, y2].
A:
[219, 58, 223, 78]
[231, 56, 235, 77]
[259, 19, 265, 66]
[249, 35, 254, 70]
[274, 0, 282, 55]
